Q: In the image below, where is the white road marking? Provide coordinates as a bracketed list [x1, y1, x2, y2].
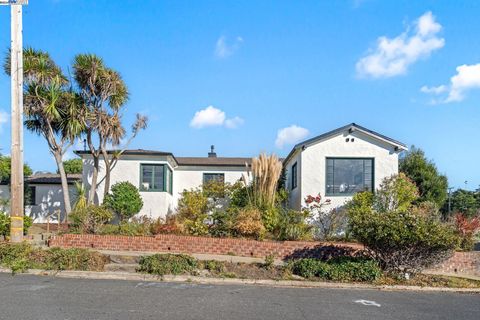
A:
[354, 299, 381, 307]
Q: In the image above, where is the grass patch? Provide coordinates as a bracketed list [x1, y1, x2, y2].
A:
[0, 242, 107, 274]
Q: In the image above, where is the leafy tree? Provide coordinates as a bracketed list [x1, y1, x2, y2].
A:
[103, 181, 143, 221]
[399, 146, 448, 208]
[451, 189, 479, 217]
[61, 158, 83, 174]
[0, 154, 33, 183]
[72, 54, 147, 202]
[4, 48, 84, 220]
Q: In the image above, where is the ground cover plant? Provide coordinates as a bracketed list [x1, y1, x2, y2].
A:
[135, 253, 480, 288]
[0, 242, 107, 273]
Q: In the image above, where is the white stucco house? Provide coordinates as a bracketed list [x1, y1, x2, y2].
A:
[0, 123, 408, 221]
[282, 123, 407, 210]
[74, 123, 407, 219]
[1, 173, 80, 223]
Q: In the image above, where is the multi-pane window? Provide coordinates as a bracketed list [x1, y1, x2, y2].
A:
[326, 158, 373, 196]
[203, 173, 225, 185]
[140, 164, 172, 193]
[291, 162, 298, 190]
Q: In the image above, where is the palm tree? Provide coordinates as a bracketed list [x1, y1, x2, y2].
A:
[73, 54, 147, 202]
[4, 48, 85, 221]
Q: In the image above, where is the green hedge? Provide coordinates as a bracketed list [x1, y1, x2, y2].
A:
[290, 257, 382, 282]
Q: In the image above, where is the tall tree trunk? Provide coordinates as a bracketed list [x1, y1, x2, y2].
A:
[54, 152, 72, 222]
[102, 150, 112, 199]
[88, 156, 99, 205]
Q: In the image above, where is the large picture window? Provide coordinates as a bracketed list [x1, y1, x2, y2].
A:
[326, 158, 373, 196]
[140, 164, 172, 193]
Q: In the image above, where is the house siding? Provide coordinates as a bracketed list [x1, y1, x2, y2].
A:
[300, 130, 400, 209]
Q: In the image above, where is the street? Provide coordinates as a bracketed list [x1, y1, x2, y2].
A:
[0, 273, 478, 319]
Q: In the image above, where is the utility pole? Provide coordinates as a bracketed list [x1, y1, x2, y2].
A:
[1, 0, 28, 243]
[447, 187, 454, 216]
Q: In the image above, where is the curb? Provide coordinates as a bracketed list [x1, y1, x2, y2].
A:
[1, 268, 480, 293]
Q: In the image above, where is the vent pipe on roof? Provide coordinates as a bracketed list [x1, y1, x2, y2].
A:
[208, 145, 217, 158]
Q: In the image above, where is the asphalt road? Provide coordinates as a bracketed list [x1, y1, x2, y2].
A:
[0, 273, 478, 320]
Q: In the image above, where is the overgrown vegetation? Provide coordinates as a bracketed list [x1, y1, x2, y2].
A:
[0, 242, 107, 273]
[135, 253, 480, 288]
[137, 254, 198, 276]
[69, 205, 113, 234]
[290, 257, 382, 282]
[346, 174, 460, 274]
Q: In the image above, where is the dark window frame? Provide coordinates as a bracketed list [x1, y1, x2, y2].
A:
[291, 162, 298, 190]
[139, 163, 172, 194]
[203, 173, 225, 185]
[325, 157, 374, 196]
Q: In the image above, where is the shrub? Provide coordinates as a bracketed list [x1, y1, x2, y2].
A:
[70, 205, 113, 234]
[0, 212, 33, 237]
[304, 194, 346, 240]
[137, 254, 198, 276]
[209, 209, 235, 237]
[454, 213, 480, 251]
[234, 207, 265, 239]
[291, 257, 381, 282]
[274, 208, 312, 241]
[177, 188, 209, 236]
[103, 181, 143, 221]
[150, 214, 183, 235]
[200, 260, 226, 273]
[347, 176, 460, 274]
[374, 173, 419, 212]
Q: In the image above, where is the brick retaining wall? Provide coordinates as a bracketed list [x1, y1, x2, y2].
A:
[49, 234, 480, 277]
[48, 234, 363, 260]
[428, 252, 480, 277]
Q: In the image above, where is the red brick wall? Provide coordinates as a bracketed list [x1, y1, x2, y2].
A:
[48, 234, 363, 260]
[48, 234, 480, 277]
[428, 252, 480, 277]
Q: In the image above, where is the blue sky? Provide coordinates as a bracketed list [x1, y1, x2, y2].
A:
[0, 0, 479, 190]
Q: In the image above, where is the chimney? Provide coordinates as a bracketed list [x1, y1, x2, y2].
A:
[208, 145, 217, 158]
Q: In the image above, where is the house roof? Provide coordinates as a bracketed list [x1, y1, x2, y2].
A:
[74, 149, 252, 167]
[26, 173, 82, 185]
[75, 149, 174, 157]
[176, 157, 252, 167]
[284, 123, 408, 164]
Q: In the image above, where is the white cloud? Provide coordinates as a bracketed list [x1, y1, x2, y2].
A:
[0, 110, 8, 132]
[421, 63, 480, 103]
[214, 36, 243, 59]
[224, 116, 244, 129]
[275, 125, 309, 149]
[420, 85, 448, 94]
[356, 12, 444, 78]
[190, 105, 244, 129]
